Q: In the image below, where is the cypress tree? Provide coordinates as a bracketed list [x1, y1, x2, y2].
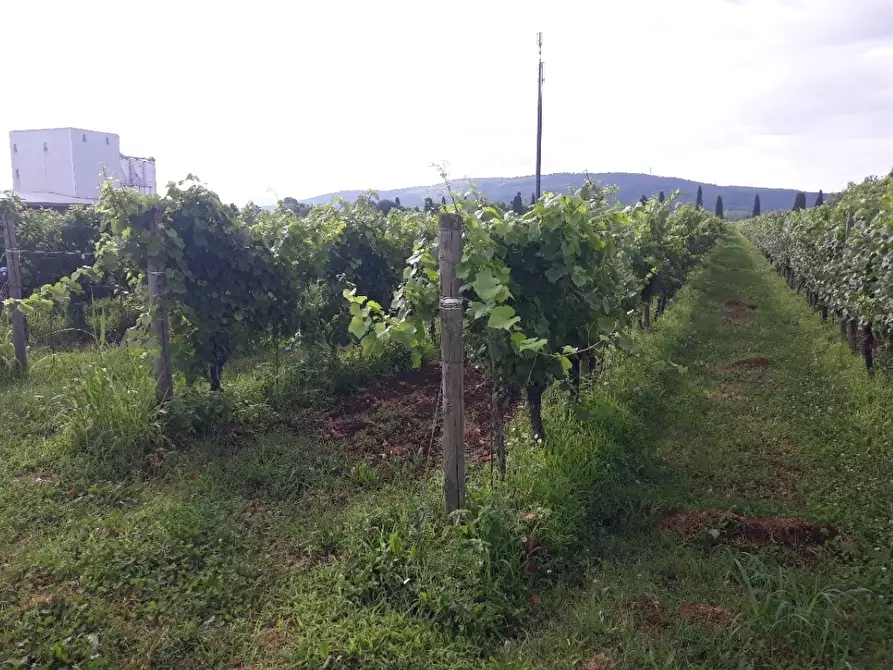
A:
[695, 185, 704, 210]
[511, 192, 524, 214]
[814, 190, 824, 207]
[441, 195, 446, 205]
[715, 195, 724, 219]
[394, 197, 401, 208]
[658, 191, 665, 202]
[752, 194, 761, 217]
[531, 192, 536, 205]
[792, 192, 806, 211]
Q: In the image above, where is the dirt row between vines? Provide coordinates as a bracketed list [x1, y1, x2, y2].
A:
[320, 362, 506, 464]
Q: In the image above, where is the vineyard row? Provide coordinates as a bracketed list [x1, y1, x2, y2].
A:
[2, 179, 724, 496]
[741, 172, 893, 374]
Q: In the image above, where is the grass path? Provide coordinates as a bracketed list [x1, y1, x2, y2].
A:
[503, 229, 893, 669]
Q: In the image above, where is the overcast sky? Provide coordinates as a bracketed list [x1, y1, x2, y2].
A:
[2, 0, 891, 204]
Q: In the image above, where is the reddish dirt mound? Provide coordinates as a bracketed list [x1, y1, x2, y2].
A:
[678, 603, 735, 630]
[722, 299, 757, 325]
[662, 509, 839, 549]
[323, 362, 503, 463]
[716, 356, 770, 371]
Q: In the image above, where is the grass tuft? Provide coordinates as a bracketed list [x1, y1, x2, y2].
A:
[59, 348, 162, 472]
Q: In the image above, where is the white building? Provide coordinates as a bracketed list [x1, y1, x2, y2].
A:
[8, 128, 156, 208]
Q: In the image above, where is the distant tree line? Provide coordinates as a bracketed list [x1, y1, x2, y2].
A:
[278, 183, 830, 222]
[747, 189, 828, 218]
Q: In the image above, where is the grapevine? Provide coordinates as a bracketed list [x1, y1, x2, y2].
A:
[5, 184, 435, 392]
[742, 173, 893, 373]
[346, 182, 723, 472]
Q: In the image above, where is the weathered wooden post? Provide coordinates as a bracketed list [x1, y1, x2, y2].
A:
[848, 318, 858, 353]
[439, 212, 465, 512]
[863, 324, 875, 376]
[147, 208, 173, 400]
[1, 210, 28, 374]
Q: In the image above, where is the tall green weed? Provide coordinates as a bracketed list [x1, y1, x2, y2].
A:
[59, 348, 162, 470]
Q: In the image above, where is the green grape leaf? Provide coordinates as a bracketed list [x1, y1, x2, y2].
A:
[349, 315, 368, 340]
[472, 270, 504, 302]
[517, 337, 547, 353]
[556, 354, 573, 375]
[545, 266, 568, 283]
[467, 301, 490, 321]
[597, 316, 615, 333]
[615, 334, 642, 354]
[487, 305, 520, 330]
[360, 334, 382, 358]
[390, 322, 416, 347]
[571, 266, 588, 287]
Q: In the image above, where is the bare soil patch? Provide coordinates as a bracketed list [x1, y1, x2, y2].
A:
[620, 595, 666, 633]
[678, 603, 735, 630]
[13, 471, 59, 486]
[725, 299, 757, 310]
[583, 652, 613, 670]
[722, 299, 757, 325]
[662, 509, 839, 549]
[323, 362, 505, 463]
[707, 383, 740, 400]
[716, 356, 770, 371]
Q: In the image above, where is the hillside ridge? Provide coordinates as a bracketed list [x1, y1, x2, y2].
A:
[301, 172, 823, 214]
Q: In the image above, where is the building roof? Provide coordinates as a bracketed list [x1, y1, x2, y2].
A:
[10, 127, 120, 137]
[14, 191, 97, 207]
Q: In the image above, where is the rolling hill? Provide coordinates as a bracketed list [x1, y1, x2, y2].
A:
[302, 172, 822, 215]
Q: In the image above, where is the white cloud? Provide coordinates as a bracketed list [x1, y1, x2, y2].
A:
[864, 46, 893, 59]
[1, 0, 890, 203]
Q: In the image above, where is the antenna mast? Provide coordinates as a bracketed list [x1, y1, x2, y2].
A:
[535, 32, 544, 201]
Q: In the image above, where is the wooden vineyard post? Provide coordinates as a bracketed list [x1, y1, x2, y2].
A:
[439, 213, 465, 512]
[1, 210, 28, 374]
[848, 318, 858, 353]
[863, 324, 875, 376]
[147, 208, 173, 400]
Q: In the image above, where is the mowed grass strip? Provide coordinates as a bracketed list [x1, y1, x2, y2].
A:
[500, 229, 893, 669]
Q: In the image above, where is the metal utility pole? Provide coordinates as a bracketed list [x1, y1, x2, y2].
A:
[535, 32, 544, 201]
